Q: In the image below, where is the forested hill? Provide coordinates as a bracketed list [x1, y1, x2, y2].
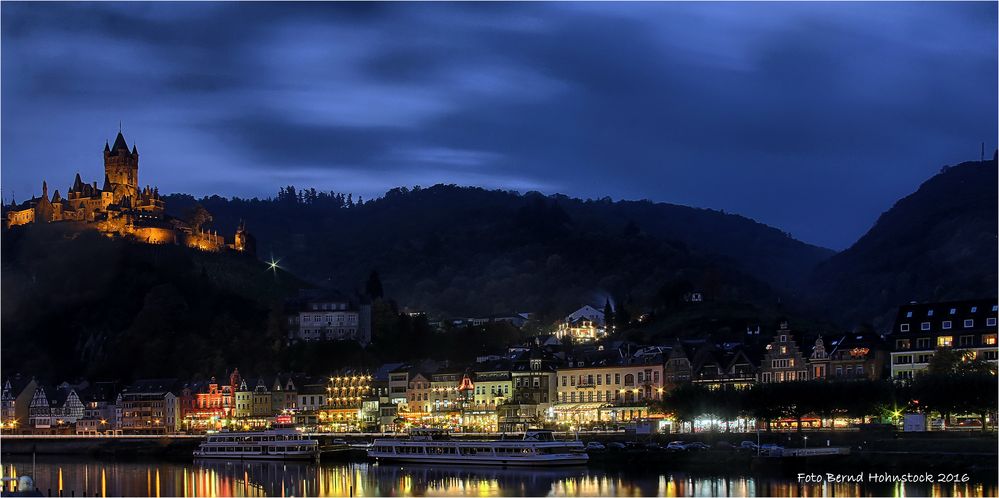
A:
[0, 223, 306, 381]
[805, 157, 998, 329]
[164, 186, 832, 319]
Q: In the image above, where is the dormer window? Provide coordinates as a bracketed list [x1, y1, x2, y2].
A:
[927, 310, 934, 317]
[971, 306, 978, 313]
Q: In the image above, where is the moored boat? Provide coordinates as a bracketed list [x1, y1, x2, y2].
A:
[193, 428, 319, 460]
[367, 429, 588, 466]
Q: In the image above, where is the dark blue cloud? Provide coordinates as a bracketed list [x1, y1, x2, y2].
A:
[2, 2, 995, 250]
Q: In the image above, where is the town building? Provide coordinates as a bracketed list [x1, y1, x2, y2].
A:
[890, 299, 998, 379]
[825, 334, 889, 380]
[500, 348, 558, 432]
[758, 322, 811, 382]
[554, 349, 664, 427]
[555, 305, 607, 342]
[285, 291, 373, 346]
[4, 131, 253, 254]
[1, 375, 37, 432]
[320, 372, 373, 431]
[688, 344, 758, 389]
[75, 381, 120, 435]
[118, 379, 181, 434]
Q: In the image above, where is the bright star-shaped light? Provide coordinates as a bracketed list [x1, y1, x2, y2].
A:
[267, 255, 282, 273]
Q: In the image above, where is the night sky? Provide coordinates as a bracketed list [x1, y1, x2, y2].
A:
[2, 2, 995, 250]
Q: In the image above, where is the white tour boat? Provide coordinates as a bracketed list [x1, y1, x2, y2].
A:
[193, 428, 320, 460]
[368, 429, 588, 466]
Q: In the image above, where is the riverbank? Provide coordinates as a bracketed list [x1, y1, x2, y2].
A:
[2, 432, 995, 478]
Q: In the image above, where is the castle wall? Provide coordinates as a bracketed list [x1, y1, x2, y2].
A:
[184, 231, 226, 252]
[133, 227, 179, 246]
[7, 208, 35, 227]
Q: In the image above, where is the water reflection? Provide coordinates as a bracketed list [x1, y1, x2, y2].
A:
[1, 458, 995, 497]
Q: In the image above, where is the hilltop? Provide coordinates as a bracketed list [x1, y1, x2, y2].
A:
[164, 186, 831, 323]
[805, 157, 998, 328]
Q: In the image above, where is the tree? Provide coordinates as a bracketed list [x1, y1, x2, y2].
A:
[366, 270, 384, 300]
[185, 204, 213, 231]
[603, 299, 615, 329]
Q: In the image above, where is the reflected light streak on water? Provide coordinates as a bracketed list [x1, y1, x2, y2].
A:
[1, 457, 996, 497]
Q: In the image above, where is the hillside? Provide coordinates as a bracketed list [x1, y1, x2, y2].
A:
[164, 186, 831, 320]
[0, 223, 308, 381]
[805, 157, 998, 329]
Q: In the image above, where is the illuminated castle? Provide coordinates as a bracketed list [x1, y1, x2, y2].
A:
[4, 131, 253, 254]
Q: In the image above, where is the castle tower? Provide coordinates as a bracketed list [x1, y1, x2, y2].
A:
[103, 132, 139, 205]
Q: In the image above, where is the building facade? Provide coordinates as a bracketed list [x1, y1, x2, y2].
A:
[758, 323, 810, 382]
[890, 299, 998, 379]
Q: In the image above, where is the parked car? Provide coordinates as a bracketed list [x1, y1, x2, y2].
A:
[738, 441, 758, 452]
[759, 444, 784, 456]
[666, 441, 688, 451]
[685, 442, 711, 451]
[624, 441, 644, 450]
[606, 441, 626, 451]
[585, 441, 606, 451]
[644, 442, 662, 451]
[714, 441, 736, 450]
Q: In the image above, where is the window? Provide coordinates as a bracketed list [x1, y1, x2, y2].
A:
[596, 375, 602, 385]
[928, 310, 934, 316]
[561, 376, 566, 387]
[950, 308, 957, 315]
[896, 339, 910, 350]
[959, 336, 974, 347]
[906, 311, 913, 318]
[943, 321, 952, 330]
[988, 318, 997, 327]
[986, 351, 999, 361]
[921, 322, 931, 331]
[964, 319, 974, 328]
[605, 374, 611, 384]
[971, 306, 978, 313]
[984, 334, 997, 346]
[900, 324, 910, 332]
[615, 374, 621, 385]
[893, 355, 912, 365]
[916, 338, 931, 349]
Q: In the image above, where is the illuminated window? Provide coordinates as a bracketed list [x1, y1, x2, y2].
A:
[896, 339, 911, 350]
[937, 336, 953, 348]
[984, 335, 997, 346]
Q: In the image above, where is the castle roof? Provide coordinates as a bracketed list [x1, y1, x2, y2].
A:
[107, 132, 134, 158]
[112, 132, 129, 151]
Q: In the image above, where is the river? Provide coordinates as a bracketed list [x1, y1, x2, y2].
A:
[1, 457, 995, 497]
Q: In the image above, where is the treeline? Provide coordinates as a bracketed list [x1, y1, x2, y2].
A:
[662, 371, 997, 433]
